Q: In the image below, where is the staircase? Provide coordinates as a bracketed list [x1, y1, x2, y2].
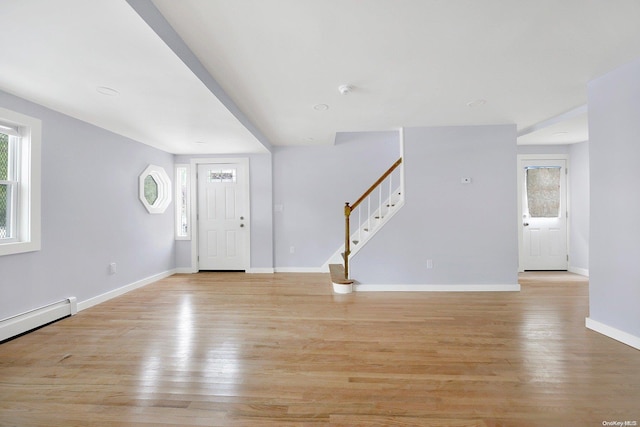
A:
[329, 263, 354, 293]
[327, 157, 404, 293]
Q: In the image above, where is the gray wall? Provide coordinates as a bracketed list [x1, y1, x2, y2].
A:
[352, 125, 518, 286]
[588, 57, 640, 339]
[173, 153, 273, 270]
[517, 144, 569, 155]
[568, 142, 590, 273]
[0, 90, 175, 321]
[272, 131, 400, 268]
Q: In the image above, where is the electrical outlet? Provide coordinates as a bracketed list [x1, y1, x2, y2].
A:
[290, 246, 295, 254]
[426, 259, 433, 269]
[109, 262, 117, 275]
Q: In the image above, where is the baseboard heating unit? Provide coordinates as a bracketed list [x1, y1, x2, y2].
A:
[0, 297, 77, 342]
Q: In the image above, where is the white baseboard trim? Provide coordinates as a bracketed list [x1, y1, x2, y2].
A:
[568, 266, 589, 277]
[585, 317, 640, 350]
[77, 269, 176, 312]
[247, 268, 275, 274]
[175, 268, 275, 274]
[355, 283, 521, 292]
[274, 267, 328, 273]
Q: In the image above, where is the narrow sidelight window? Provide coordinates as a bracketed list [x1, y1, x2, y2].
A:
[175, 164, 190, 239]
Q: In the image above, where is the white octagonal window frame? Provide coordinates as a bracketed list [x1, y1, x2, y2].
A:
[139, 165, 171, 214]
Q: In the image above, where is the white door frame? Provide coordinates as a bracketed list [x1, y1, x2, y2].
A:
[517, 154, 570, 272]
[189, 157, 250, 273]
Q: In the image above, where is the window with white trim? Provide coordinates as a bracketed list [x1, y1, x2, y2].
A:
[0, 107, 41, 256]
[0, 131, 16, 240]
[175, 164, 190, 239]
[138, 165, 171, 214]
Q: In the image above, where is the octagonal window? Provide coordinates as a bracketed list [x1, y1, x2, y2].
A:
[139, 165, 171, 214]
[144, 175, 158, 205]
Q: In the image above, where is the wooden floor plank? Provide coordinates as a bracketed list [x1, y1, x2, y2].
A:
[1, 271, 639, 426]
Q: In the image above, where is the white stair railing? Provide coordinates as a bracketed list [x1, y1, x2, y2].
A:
[342, 158, 403, 279]
[352, 183, 402, 244]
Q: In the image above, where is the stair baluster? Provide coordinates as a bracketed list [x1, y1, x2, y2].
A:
[342, 157, 403, 280]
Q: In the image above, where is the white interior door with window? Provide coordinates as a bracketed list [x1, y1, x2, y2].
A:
[520, 157, 568, 271]
[197, 161, 249, 271]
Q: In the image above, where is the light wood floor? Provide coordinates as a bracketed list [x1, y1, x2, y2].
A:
[1, 272, 639, 426]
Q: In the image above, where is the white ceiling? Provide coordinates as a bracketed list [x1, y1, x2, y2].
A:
[2, 0, 640, 153]
[0, 0, 266, 154]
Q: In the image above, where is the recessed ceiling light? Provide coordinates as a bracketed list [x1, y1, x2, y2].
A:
[96, 86, 119, 96]
[195, 141, 206, 144]
[338, 84, 353, 95]
[552, 131, 569, 137]
[466, 99, 487, 108]
[313, 103, 329, 111]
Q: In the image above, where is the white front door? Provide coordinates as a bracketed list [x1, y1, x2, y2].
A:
[197, 162, 248, 271]
[521, 158, 568, 270]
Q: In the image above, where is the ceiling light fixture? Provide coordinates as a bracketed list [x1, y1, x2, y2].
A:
[313, 103, 329, 111]
[338, 84, 353, 95]
[552, 131, 569, 137]
[96, 86, 119, 96]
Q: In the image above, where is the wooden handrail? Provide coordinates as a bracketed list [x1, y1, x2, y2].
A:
[343, 157, 402, 279]
[350, 158, 402, 212]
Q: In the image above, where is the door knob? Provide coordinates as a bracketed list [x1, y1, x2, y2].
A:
[240, 224, 245, 228]
[523, 222, 529, 226]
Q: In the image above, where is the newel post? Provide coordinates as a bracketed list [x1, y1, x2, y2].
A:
[344, 202, 351, 279]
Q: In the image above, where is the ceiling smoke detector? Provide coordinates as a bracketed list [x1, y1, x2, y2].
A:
[96, 86, 119, 96]
[338, 84, 353, 95]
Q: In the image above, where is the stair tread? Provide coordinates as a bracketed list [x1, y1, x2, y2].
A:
[329, 264, 354, 285]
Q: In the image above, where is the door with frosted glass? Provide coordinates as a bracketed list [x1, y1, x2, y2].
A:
[197, 162, 248, 271]
[521, 159, 568, 270]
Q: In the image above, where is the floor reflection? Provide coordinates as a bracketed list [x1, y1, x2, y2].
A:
[138, 293, 245, 397]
